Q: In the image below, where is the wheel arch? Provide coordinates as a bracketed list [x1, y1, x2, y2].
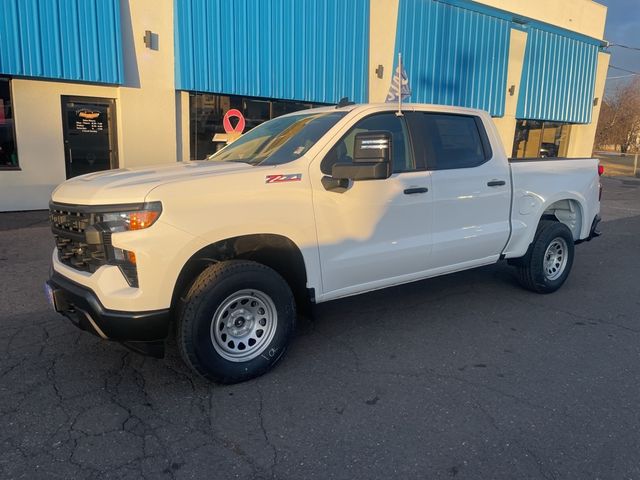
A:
[171, 234, 311, 318]
[540, 197, 584, 241]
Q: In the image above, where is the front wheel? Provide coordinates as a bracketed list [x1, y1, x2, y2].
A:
[177, 260, 296, 383]
[514, 220, 575, 294]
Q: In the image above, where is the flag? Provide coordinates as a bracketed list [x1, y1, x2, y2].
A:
[385, 64, 411, 102]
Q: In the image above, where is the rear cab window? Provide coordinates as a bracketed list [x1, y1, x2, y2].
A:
[406, 112, 492, 170]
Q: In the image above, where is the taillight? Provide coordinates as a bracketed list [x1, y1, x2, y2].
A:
[598, 164, 604, 176]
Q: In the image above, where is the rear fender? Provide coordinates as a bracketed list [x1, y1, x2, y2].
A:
[505, 193, 589, 259]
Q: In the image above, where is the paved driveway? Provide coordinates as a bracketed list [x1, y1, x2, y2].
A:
[1, 177, 640, 479]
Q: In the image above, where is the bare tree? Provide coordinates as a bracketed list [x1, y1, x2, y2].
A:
[595, 78, 640, 153]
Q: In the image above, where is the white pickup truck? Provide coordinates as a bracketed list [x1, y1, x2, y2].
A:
[46, 103, 602, 383]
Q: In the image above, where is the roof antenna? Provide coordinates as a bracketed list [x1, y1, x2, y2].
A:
[396, 53, 403, 117]
[336, 97, 355, 109]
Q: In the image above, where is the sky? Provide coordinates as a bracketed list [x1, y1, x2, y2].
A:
[600, 0, 640, 93]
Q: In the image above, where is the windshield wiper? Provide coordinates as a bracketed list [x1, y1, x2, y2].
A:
[211, 158, 262, 166]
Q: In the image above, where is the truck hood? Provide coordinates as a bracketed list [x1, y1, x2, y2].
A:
[51, 161, 253, 205]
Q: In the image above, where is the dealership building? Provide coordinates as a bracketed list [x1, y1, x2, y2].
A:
[0, 0, 609, 211]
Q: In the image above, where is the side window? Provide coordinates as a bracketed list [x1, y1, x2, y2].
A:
[321, 113, 415, 175]
[421, 114, 489, 170]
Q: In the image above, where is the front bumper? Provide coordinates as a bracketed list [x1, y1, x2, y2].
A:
[47, 271, 170, 353]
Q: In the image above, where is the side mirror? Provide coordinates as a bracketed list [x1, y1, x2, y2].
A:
[332, 131, 392, 181]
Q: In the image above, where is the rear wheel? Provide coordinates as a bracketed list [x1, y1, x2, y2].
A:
[515, 220, 575, 294]
[177, 260, 295, 383]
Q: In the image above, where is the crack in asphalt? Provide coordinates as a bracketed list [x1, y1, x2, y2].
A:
[257, 384, 279, 479]
[474, 401, 557, 480]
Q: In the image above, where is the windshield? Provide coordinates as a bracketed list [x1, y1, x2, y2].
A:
[207, 111, 346, 165]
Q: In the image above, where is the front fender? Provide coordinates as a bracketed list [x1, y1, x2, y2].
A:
[143, 165, 322, 298]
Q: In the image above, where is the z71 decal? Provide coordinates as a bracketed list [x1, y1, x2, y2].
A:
[265, 174, 302, 184]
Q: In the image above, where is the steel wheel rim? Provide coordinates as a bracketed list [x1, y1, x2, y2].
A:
[210, 289, 278, 362]
[543, 237, 568, 281]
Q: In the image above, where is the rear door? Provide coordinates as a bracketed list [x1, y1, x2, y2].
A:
[409, 112, 511, 269]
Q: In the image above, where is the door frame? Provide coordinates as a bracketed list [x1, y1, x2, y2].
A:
[60, 96, 119, 179]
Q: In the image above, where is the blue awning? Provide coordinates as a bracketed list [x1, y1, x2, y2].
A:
[174, 0, 369, 104]
[394, 0, 511, 117]
[516, 27, 599, 124]
[0, 0, 124, 84]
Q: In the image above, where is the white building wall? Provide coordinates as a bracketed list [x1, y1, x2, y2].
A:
[491, 29, 529, 157]
[117, 0, 177, 168]
[0, 0, 177, 212]
[474, 0, 606, 40]
[1, 81, 120, 211]
[368, 0, 401, 103]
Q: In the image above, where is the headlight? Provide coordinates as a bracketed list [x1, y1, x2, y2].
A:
[97, 201, 162, 232]
[84, 202, 162, 288]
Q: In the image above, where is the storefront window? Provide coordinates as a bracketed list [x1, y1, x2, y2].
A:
[512, 120, 572, 159]
[0, 77, 19, 169]
[189, 93, 325, 160]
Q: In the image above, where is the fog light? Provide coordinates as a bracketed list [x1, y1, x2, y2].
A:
[113, 248, 138, 287]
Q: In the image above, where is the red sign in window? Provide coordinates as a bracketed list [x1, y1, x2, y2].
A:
[222, 109, 246, 134]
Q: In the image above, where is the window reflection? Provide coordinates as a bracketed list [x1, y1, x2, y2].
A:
[512, 120, 572, 159]
[189, 93, 326, 160]
[0, 77, 18, 169]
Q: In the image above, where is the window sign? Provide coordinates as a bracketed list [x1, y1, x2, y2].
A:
[68, 106, 107, 134]
[212, 109, 246, 145]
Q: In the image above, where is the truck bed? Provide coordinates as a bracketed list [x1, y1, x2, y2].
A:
[504, 157, 600, 258]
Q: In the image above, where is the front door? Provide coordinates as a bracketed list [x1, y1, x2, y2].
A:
[61, 96, 118, 178]
[311, 111, 433, 300]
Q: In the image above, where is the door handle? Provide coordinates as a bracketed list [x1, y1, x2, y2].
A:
[403, 187, 429, 195]
[487, 180, 506, 187]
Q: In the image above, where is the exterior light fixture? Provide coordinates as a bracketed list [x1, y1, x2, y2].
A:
[593, 97, 599, 106]
[375, 65, 384, 79]
[143, 30, 158, 50]
[509, 85, 516, 96]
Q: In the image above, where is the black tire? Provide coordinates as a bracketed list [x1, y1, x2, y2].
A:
[515, 220, 575, 294]
[177, 260, 296, 384]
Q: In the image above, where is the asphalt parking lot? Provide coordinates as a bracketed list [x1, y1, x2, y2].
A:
[1, 176, 640, 480]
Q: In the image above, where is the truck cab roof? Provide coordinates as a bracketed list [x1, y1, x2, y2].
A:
[301, 102, 488, 118]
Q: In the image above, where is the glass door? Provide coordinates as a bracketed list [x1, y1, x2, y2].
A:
[61, 96, 118, 178]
